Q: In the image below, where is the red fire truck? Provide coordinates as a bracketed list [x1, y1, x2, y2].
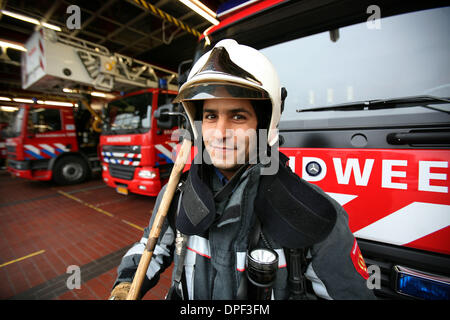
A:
[100, 87, 179, 197]
[182, 0, 450, 299]
[5, 102, 101, 185]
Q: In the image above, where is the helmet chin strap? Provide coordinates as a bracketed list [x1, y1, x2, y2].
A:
[280, 87, 288, 114]
[266, 87, 287, 146]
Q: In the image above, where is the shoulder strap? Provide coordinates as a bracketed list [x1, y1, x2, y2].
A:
[167, 170, 189, 230]
[248, 216, 262, 250]
[167, 170, 190, 300]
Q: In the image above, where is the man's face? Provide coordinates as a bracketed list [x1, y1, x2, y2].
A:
[202, 98, 258, 173]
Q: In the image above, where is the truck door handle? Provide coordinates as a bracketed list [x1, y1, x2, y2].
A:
[387, 131, 450, 145]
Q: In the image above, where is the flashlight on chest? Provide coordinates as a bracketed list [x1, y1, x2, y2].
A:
[246, 248, 279, 300]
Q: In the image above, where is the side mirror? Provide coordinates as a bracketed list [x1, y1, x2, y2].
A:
[177, 59, 193, 88]
[154, 103, 178, 129]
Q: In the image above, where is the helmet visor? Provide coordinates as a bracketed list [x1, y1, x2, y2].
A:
[173, 82, 269, 103]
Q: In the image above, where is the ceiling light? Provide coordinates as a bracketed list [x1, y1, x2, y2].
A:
[188, 0, 216, 18]
[41, 22, 62, 32]
[13, 98, 34, 103]
[1, 10, 61, 31]
[0, 96, 12, 101]
[91, 91, 107, 97]
[43, 101, 74, 107]
[0, 40, 26, 52]
[1, 9, 40, 25]
[0, 106, 19, 112]
[179, 0, 219, 25]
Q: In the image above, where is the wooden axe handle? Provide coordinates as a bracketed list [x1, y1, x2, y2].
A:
[126, 138, 192, 300]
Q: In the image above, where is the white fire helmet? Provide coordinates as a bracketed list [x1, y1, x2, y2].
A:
[174, 39, 284, 146]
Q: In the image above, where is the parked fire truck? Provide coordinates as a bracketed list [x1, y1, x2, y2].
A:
[100, 87, 179, 197]
[6, 28, 178, 187]
[5, 100, 101, 185]
[180, 0, 450, 299]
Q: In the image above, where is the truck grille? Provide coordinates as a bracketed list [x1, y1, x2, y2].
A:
[6, 145, 16, 159]
[102, 145, 141, 167]
[102, 145, 141, 153]
[7, 159, 30, 170]
[108, 163, 136, 180]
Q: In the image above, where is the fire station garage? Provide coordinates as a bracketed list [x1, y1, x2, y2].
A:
[0, 0, 228, 301]
[0, 0, 449, 303]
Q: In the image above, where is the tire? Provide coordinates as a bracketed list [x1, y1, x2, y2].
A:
[53, 155, 89, 185]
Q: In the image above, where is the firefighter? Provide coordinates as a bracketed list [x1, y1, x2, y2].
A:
[109, 39, 376, 300]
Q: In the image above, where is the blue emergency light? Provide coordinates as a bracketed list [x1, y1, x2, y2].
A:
[394, 265, 450, 300]
[159, 79, 167, 89]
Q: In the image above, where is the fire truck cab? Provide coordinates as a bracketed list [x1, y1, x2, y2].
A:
[190, 0, 450, 299]
[100, 88, 179, 197]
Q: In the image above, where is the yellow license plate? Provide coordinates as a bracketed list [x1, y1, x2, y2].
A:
[116, 186, 128, 195]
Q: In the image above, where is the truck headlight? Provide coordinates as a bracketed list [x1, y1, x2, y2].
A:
[138, 169, 156, 179]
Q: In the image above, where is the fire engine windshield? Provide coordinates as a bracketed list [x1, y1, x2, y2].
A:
[258, 7, 450, 121]
[103, 92, 152, 134]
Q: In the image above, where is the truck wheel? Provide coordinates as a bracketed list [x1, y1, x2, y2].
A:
[53, 156, 88, 185]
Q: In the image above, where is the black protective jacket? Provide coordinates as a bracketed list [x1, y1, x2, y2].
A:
[114, 152, 376, 300]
